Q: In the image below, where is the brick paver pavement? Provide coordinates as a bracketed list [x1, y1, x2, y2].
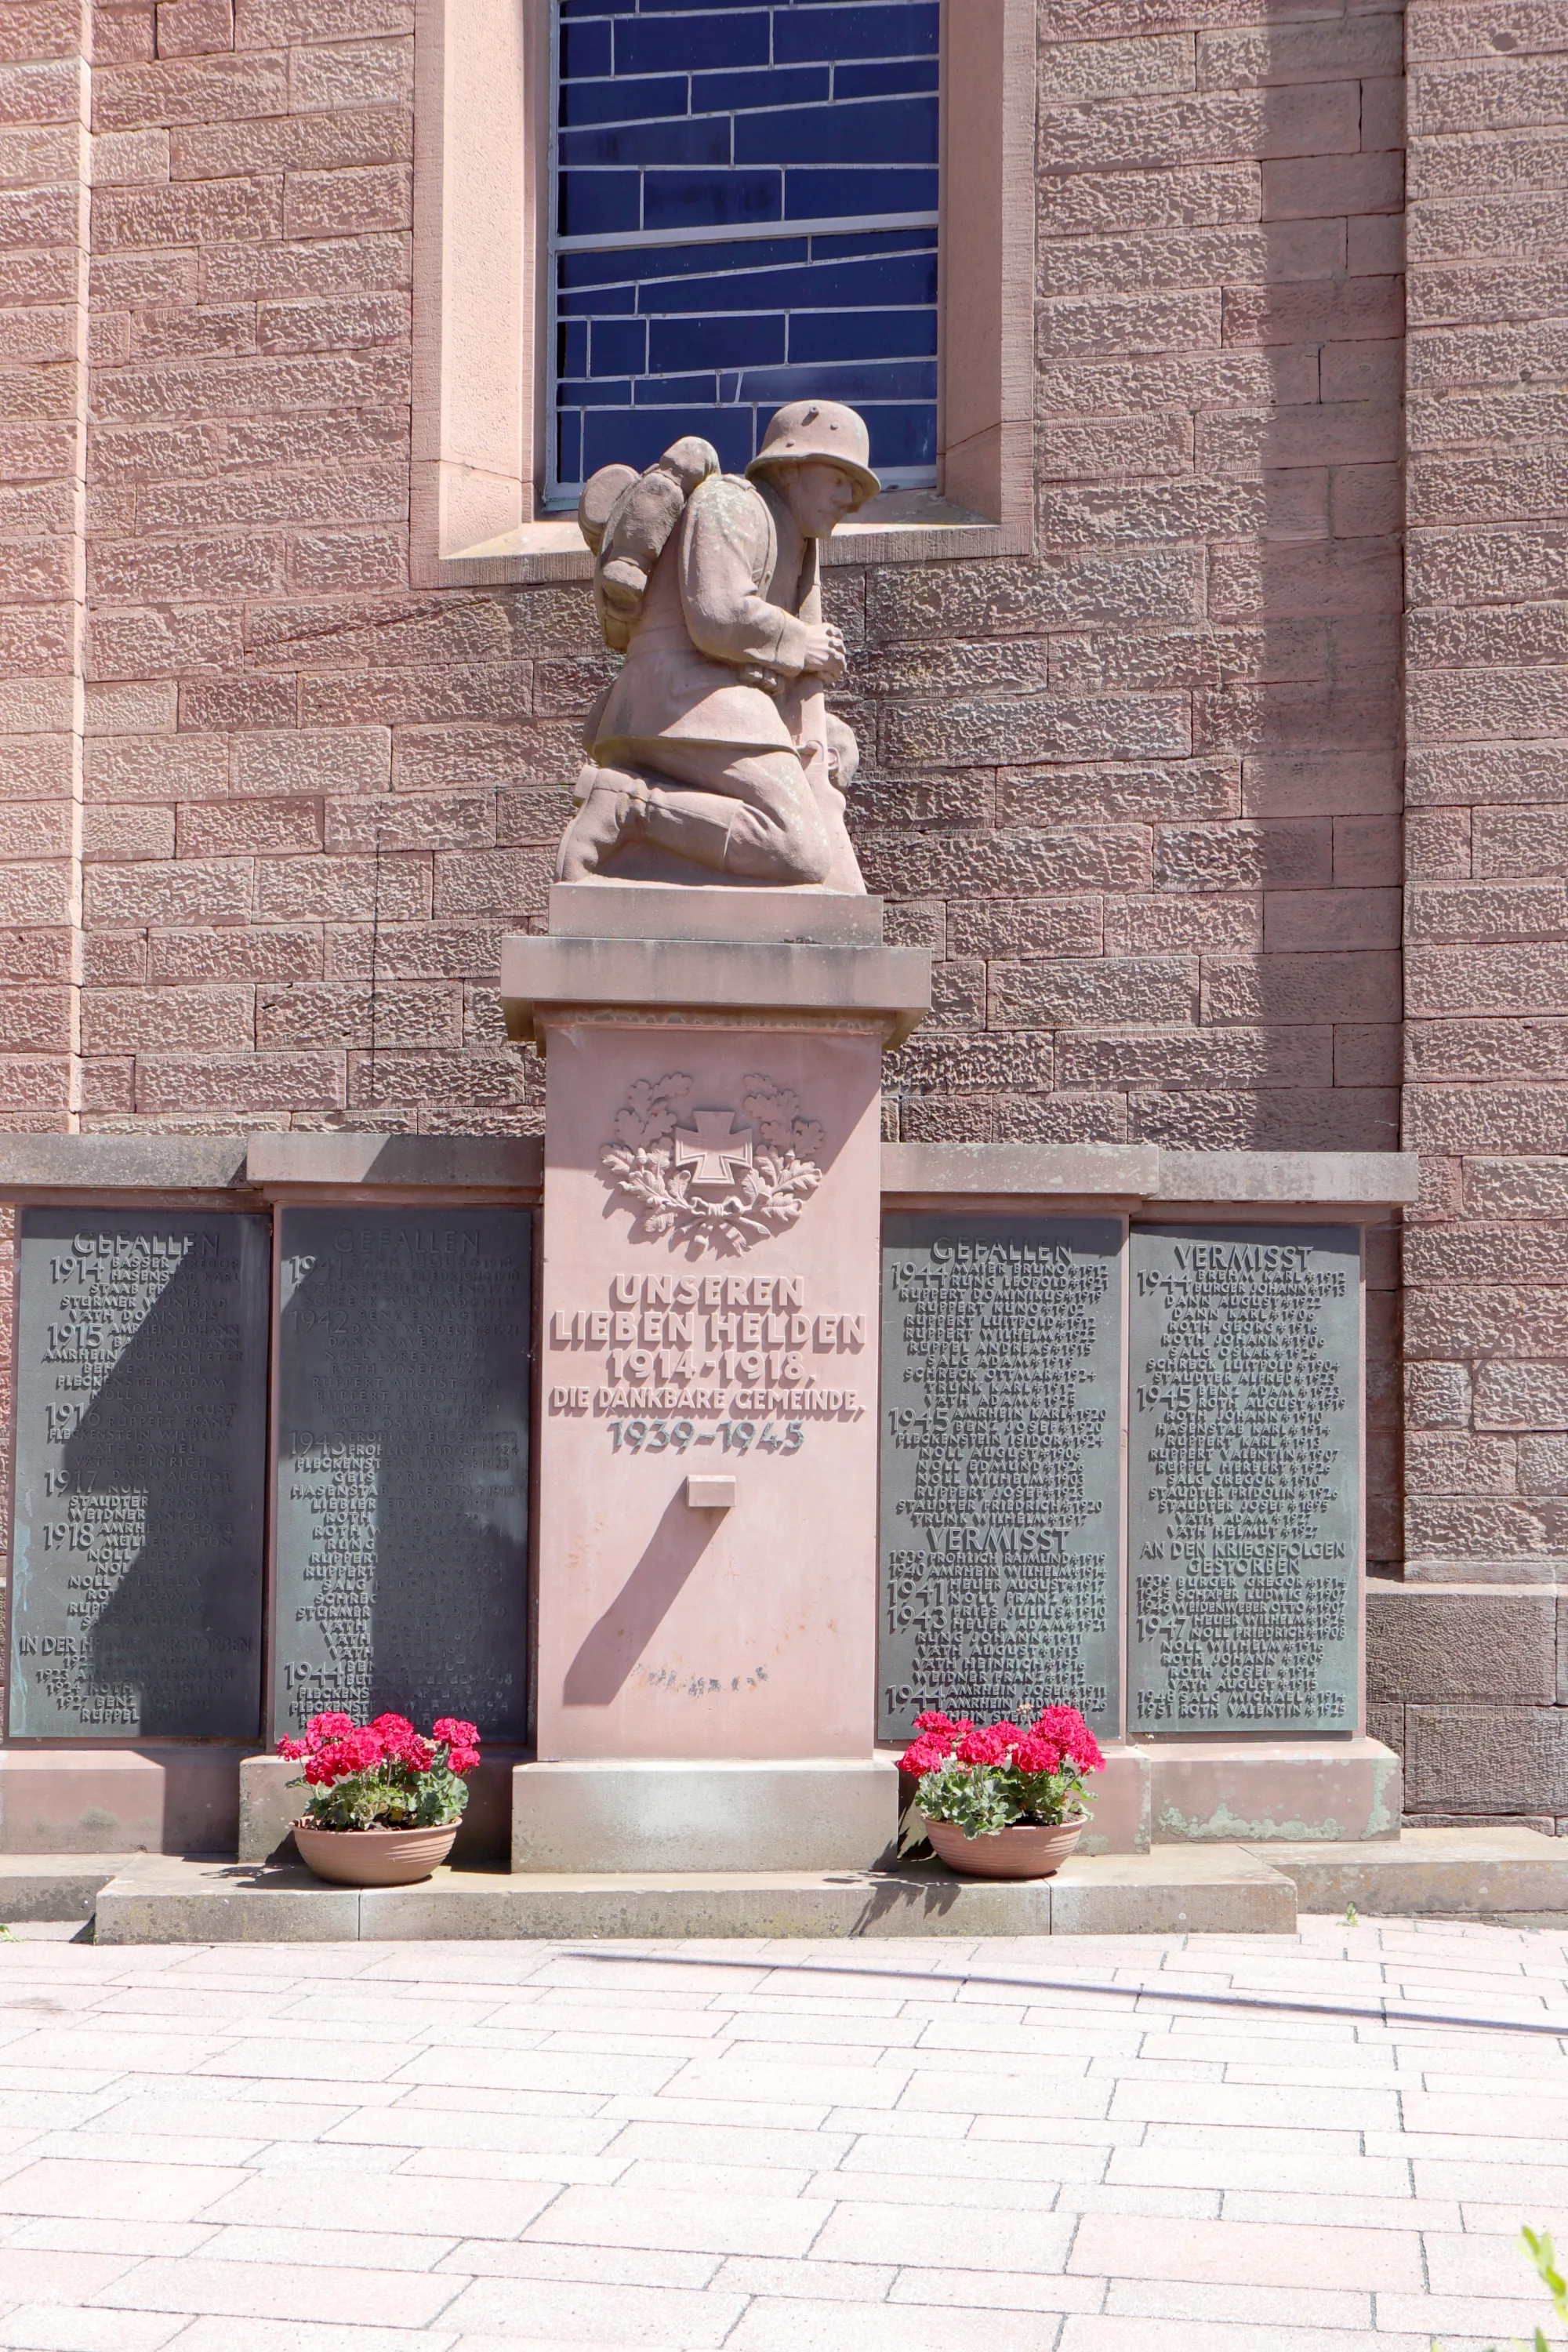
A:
[0, 1916, 1561, 2350]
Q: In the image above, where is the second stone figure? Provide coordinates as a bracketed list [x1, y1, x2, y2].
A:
[557, 399, 879, 895]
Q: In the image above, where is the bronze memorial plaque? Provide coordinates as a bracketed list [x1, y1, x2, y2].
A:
[9, 1210, 270, 1738]
[273, 1207, 532, 1744]
[1128, 1223, 1361, 1733]
[878, 1214, 1124, 1742]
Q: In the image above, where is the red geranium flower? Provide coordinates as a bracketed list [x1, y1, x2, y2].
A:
[433, 1718, 479, 1748]
[1012, 1732, 1063, 1776]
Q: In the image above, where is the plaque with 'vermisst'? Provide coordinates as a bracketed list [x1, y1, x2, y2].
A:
[273, 1208, 532, 1744]
[1128, 1223, 1360, 1734]
[878, 1214, 1123, 1743]
[9, 1210, 270, 1738]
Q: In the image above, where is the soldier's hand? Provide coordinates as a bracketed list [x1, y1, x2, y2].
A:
[801, 623, 847, 681]
[804, 626, 851, 682]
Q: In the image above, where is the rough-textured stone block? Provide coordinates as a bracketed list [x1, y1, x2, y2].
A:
[1369, 1586, 1556, 1704]
[1406, 1707, 1568, 1813]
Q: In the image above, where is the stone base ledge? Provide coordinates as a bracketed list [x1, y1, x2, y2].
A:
[513, 1758, 904, 1874]
[1265, 1825, 1568, 1917]
[1144, 1737, 1402, 1844]
[0, 1748, 252, 1855]
[88, 1846, 1298, 1944]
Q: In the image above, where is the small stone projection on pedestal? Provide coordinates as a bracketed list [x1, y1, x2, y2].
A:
[9, 1210, 270, 1739]
[1128, 1223, 1361, 1734]
[273, 1208, 532, 1745]
[878, 1214, 1124, 1743]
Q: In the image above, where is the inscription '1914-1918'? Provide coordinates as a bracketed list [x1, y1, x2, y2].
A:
[1128, 1224, 1360, 1733]
[877, 1215, 1124, 1744]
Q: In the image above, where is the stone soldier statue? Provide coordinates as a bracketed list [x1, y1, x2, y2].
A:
[556, 399, 878, 894]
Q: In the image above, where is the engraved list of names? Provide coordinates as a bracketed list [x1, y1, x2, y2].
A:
[878, 1214, 1123, 1743]
[1129, 1223, 1360, 1733]
[9, 1210, 270, 1738]
[274, 1208, 532, 1744]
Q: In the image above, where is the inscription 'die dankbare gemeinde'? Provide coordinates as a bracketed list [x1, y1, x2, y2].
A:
[274, 1207, 533, 1745]
[877, 1214, 1123, 1744]
[9, 1210, 270, 1739]
[1128, 1223, 1360, 1733]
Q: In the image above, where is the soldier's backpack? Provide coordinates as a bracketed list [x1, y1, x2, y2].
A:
[577, 435, 721, 651]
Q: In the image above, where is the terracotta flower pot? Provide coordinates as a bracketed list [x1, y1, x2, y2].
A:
[924, 1817, 1083, 1881]
[292, 1820, 457, 1887]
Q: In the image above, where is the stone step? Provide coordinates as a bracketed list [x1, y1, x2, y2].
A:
[26, 1828, 1568, 1945]
[91, 1846, 1294, 1943]
[0, 1854, 130, 1924]
[1253, 1825, 1568, 1918]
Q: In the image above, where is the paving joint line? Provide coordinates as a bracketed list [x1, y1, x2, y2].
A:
[560, 1947, 1568, 2038]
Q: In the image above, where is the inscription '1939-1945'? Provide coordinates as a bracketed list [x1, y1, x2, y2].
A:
[1128, 1224, 1360, 1733]
[877, 1216, 1124, 1744]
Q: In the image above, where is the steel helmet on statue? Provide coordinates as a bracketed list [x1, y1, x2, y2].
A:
[746, 400, 880, 503]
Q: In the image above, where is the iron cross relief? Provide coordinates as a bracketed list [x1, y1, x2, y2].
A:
[673, 1110, 754, 1188]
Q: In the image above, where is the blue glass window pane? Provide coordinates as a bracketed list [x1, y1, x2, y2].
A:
[736, 95, 937, 166]
[583, 405, 753, 477]
[560, 376, 630, 405]
[775, 5, 939, 64]
[559, 20, 611, 76]
[637, 251, 936, 314]
[559, 76, 688, 128]
[785, 167, 938, 218]
[563, 238, 807, 288]
[558, 281, 637, 316]
[738, 358, 935, 405]
[633, 372, 718, 403]
[557, 170, 640, 238]
[590, 317, 648, 374]
[552, 1, 939, 497]
[855, 401, 936, 467]
[648, 312, 785, 370]
[615, 13, 769, 74]
[834, 58, 940, 98]
[788, 306, 937, 362]
[691, 67, 829, 112]
[642, 170, 782, 232]
[561, 118, 731, 169]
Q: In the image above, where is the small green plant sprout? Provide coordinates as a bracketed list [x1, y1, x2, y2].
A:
[1344, 1903, 1359, 1927]
[1465, 2227, 1568, 2352]
[1523, 2227, 1567, 2341]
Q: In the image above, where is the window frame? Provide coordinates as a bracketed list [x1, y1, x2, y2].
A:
[410, 0, 1034, 589]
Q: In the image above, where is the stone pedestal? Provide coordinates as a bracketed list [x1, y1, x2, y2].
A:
[502, 886, 929, 1787]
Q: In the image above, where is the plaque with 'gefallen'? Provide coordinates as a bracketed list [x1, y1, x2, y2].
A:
[274, 1208, 532, 1744]
[878, 1215, 1123, 1743]
[1128, 1224, 1360, 1733]
[9, 1210, 270, 1738]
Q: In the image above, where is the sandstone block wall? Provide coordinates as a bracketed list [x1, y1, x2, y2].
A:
[0, 0, 1565, 1821]
[1389, 0, 1568, 1826]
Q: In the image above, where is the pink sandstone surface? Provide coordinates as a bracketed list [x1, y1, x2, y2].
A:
[0, 0, 1560, 1822]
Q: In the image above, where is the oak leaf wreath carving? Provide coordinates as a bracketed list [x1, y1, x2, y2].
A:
[600, 1072, 825, 1252]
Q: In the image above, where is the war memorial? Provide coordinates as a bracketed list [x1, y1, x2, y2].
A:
[0, 0, 1565, 1936]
